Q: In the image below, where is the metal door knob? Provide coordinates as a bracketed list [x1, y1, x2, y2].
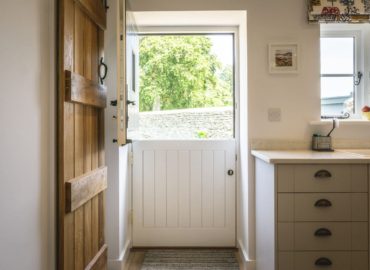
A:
[228, 170, 234, 176]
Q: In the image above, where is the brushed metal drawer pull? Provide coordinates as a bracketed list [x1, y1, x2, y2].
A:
[314, 170, 332, 178]
[315, 257, 332, 266]
[314, 199, 332, 208]
[314, 228, 332, 237]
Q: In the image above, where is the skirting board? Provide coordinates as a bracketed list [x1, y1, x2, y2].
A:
[108, 240, 131, 270]
[238, 239, 256, 270]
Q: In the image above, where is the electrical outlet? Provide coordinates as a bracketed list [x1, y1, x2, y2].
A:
[268, 108, 282, 122]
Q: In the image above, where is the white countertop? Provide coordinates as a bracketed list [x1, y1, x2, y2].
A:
[251, 149, 370, 164]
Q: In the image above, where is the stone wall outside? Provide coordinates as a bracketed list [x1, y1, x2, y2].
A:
[128, 107, 233, 139]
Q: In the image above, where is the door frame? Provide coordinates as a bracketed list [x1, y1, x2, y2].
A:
[131, 25, 241, 246]
[49, 0, 57, 268]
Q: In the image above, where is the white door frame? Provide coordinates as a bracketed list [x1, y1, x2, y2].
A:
[130, 25, 241, 247]
[131, 10, 250, 264]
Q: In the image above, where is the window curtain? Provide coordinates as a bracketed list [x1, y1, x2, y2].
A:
[308, 0, 370, 23]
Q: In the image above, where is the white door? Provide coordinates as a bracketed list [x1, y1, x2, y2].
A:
[132, 140, 236, 247]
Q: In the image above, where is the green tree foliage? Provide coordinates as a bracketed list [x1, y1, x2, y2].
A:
[139, 35, 233, 111]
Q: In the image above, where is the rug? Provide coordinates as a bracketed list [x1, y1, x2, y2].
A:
[141, 249, 240, 270]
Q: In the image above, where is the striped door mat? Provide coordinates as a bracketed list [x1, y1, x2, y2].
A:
[141, 249, 240, 270]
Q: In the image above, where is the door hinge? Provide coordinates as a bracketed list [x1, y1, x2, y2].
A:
[235, 154, 238, 161]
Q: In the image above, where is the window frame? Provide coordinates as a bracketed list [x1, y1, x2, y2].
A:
[320, 30, 364, 118]
[129, 26, 239, 140]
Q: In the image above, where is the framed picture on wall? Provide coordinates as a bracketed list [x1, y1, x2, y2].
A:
[268, 43, 299, 74]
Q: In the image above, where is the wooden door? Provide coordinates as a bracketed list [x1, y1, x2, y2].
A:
[132, 140, 236, 247]
[58, 0, 108, 269]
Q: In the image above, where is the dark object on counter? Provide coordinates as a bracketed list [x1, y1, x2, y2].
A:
[312, 119, 338, 152]
[312, 135, 333, 152]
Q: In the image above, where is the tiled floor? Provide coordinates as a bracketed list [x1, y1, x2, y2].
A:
[122, 249, 244, 270]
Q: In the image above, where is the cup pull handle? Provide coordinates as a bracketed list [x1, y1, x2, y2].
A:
[315, 257, 332, 266]
[315, 199, 332, 208]
[315, 170, 332, 178]
[314, 228, 332, 237]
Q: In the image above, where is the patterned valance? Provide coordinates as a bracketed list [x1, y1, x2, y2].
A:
[308, 0, 370, 23]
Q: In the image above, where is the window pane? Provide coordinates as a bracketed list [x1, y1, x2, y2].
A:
[128, 34, 235, 140]
[320, 37, 354, 74]
[321, 77, 354, 115]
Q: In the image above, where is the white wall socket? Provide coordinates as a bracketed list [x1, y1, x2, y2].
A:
[268, 108, 282, 122]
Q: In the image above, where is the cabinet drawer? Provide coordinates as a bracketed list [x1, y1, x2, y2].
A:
[278, 193, 368, 222]
[277, 165, 368, 193]
[278, 222, 368, 251]
[278, 251, 368, 270]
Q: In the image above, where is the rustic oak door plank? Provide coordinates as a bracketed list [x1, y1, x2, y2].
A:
[59, 0, 108, 268]
[91, 20, 100, 252]
[85, 244, 108, 270]
[59, 0, 76, 269]
[97, 27, 106, 251]
[74, 104, 85, 270]
[74, 6, 86, 270]
[65, 167, 108, 212]
[65, 71, 107, 108]
[83, 108, 93, 266]
[76, 0, 107, 30]
[83, 16, 94, 266]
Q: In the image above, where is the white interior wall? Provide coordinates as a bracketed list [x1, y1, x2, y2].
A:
[0, 0, 54, 269]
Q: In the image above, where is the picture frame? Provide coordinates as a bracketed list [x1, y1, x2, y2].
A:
[268, 43, 299, 74]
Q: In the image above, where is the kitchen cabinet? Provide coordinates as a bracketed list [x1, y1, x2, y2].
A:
[252, 150, 370, 270]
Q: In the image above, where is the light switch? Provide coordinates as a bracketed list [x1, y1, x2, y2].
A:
[268, 108, 282, 122]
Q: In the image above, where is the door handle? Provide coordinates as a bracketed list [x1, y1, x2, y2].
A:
[127, 100, 136, 106]
[314, 228, 332, 237]
[227, 170, 234, 176]
[314, 199, 332, 208]
[314, 170, 332, 179]
[315, 257, 332, 266]
[99, 57, 108, 84]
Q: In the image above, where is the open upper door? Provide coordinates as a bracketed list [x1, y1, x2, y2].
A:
[57, 0, 109, 269]
[117, 0, 138, 145]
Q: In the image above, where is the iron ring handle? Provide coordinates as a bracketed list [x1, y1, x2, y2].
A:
[99, 57, 108, 85]
[314, 199, 332, 208]
[315, 257, 332, 266]
[314, 169, 332, 178]
[314, 228, 332, 237]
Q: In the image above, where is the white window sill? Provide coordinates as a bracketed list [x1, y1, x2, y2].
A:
[310, 119, 370, 126]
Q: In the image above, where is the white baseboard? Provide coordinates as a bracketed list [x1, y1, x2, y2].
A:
[108, 240, 132, 270]
[238, 239, 256, 270]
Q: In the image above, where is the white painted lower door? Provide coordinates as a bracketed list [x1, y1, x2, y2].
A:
[132, 140, 236, 247]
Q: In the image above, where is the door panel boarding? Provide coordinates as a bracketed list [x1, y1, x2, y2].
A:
[58, 0, 108, 269]
[132, 140, 236, 247]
